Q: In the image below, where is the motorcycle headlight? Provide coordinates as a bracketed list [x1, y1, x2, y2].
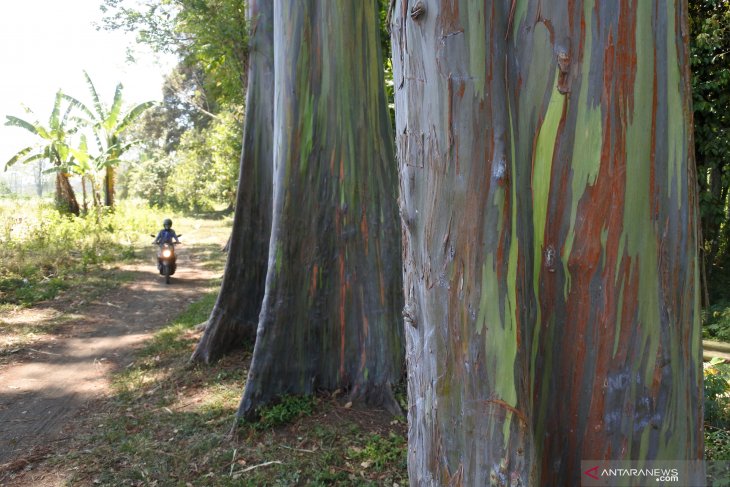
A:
[162, 249, 172, 258]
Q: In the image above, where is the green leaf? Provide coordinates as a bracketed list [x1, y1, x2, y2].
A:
[83, 70, 105, 119]
[105, 83, 124, 131]
[115, 101, 156, 134]
[4, 146, 36, 170]
[5, 116, 39, 135]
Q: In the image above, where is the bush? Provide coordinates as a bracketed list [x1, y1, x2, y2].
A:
[705, 361, 730, 460]
[703, 302, 730, 341]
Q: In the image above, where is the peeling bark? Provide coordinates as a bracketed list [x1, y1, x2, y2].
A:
[191, 0, 275, 364]
[238, 0, 403, 418]
[392, 0, 702, 484]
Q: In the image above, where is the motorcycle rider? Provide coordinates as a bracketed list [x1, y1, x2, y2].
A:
[154, 218, 180, 245]
[154, 219, 180, 273]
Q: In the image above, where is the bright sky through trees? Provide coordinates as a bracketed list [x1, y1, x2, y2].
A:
[0, 0, 173, 172]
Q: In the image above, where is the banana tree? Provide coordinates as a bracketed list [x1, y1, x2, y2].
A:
[4, 91, 81, 215]
[68, 71, 155, 207]
[68, 134, 105, 213]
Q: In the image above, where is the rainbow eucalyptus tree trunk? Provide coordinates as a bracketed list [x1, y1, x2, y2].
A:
[191, 0, 274, 364]
[238, 0, 403, 418]
[392, 0, 701, 484]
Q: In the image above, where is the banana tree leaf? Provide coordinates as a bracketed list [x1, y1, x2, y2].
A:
[4, 116, 39, 135]
[116, 101, 156, 134]
[4, 146, 35, 170]
[49, 90, 63, 130]
[105, 83, 124, 131]
[83, 70, 105, 118]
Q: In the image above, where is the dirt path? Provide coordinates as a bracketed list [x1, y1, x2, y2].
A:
[0, 251, 220, 466]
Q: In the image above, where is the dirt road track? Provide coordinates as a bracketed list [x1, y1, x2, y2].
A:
[0, 255, 220, 467]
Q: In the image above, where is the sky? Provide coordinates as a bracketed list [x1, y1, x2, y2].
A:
[0, 0, 175, 186]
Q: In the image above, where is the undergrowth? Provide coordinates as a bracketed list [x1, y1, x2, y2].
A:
[253, 395, 317, 430]
[705, 360, 730, 461]
[0, 197, 232, 308]
[15, 290, 408, 486]
[0, 199, 162, 306]
[704, 301, 730, 342]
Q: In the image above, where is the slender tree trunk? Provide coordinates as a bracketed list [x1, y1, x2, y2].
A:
[238, 0, 403, 418]
[191, 0, 275, 363]
[81, 176, 88, 214]
[392, 0, 702, 484]
[36, 160, 43, 197]
[104, 166, 115, 207]
[55, 172, 80, 216]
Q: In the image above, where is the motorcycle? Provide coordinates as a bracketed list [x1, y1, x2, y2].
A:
[151, 234, 182, 284]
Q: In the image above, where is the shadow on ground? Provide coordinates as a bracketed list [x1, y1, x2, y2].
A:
[0, 260, 221, 464]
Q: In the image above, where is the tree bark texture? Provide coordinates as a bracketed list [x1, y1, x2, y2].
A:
[55, 172, 80, 216]
[392, 0, 701, 485]
[191, 0, 275, 364]
[239, 0, 404, 417]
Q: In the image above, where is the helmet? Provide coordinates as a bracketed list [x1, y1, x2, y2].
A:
[163, 218, 172, 229]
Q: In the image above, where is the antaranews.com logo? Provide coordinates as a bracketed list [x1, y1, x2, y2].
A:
[580, 460, 714, 486]
[583, 465, 679, 483]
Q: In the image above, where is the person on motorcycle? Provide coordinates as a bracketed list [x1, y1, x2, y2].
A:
[154, 219, 180, 274]
[154, 218, 180, 245]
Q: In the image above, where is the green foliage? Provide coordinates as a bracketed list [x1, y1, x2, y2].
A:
[379, 0, 395, 127]
[121, 154, 175, 207]
[100, 1, 247, 213]
[705, 362, 730, 461]
[707, 427, 730, 461]
[139, 292, 219, 358]
[4, 74, 153, 212]
[706, 362, 730, 427]
[69, 71, 155, 165]
[253, 395, 316, 430]
[704, 301, 730, 341]
[124, 107, 241, 211]
[690, 0, 730, 288]
[348, 432, 407, 472]
[168, 109, 241, 211]
[100, 0, 248, 107]
[4, 91, 77, 173]
[0, 199, 159, 305]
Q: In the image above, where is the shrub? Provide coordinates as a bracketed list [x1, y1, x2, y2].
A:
[705, 361, 730, 461]
[704, 302, 730, 341]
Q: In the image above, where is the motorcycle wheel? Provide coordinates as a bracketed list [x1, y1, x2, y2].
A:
[164, 264, 171, 284]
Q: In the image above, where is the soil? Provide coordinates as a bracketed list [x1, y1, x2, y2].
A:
[0, 252, 220, 469]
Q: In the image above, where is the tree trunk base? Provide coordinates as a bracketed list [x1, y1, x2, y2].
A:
[56, 173, 80, 216]
[236, 381, 402, 422]
[189, 307, 254, 364]
[349, 382, 403, 417]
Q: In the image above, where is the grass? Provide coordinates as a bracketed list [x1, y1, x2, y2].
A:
[0, 197, 231, 359]
[4, 290, 408, 486]
[0, 270, 136, 363]
[251, 395, 317, 431]
[0, 198, 232, 307]
[0, 199, 153, 306]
